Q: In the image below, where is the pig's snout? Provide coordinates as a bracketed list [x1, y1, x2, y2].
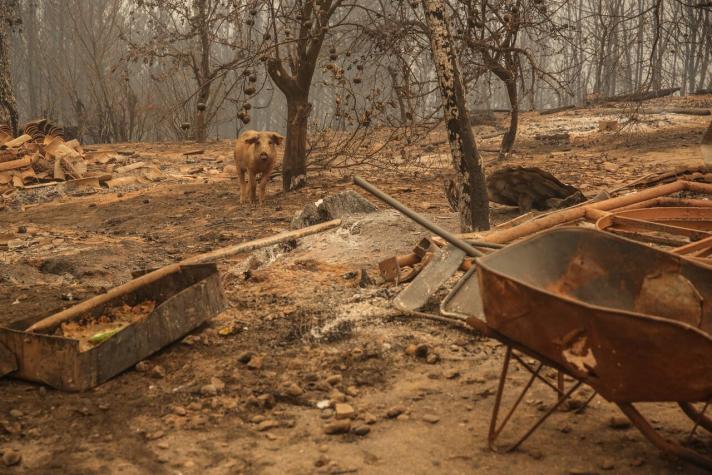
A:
[259, 152, 269, 161]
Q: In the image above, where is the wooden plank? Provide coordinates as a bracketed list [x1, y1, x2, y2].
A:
[115, 161, 146, 174]
[2, 134, 32, 148]
[0, 156, 32, 172]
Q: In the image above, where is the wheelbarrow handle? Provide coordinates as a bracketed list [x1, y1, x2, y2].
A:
[352, 176, 486, 257]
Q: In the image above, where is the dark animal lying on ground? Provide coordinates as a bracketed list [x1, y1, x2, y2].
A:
[444, 166, 586, 212]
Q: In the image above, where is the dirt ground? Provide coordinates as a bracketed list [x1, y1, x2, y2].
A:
[1, 99, 712, 474]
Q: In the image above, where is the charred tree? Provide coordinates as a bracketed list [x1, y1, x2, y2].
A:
[0, 0, 19, 135]
[193, 0, 211, 143]
[421, 0, 489, 231]
[266, 0, 343, 192]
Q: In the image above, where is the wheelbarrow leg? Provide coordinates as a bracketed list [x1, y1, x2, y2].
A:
[679, 402, 712, 434]
[488, 346, 583, 452]
[617, 402, 712, 471]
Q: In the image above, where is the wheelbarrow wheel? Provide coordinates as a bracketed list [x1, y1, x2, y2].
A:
[679, 402, 712, 434]
[617, 402, 712, 471]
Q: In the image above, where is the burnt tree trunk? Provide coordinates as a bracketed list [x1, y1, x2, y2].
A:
[284, 93, 311, 189]
[193, 0, 211, 143]
[499, 78, 519, 160]
[267, 54, 315, 191]
[266, 0, 340, 192]
[421, 0, 489, 231]
[0, 1, 19, 135]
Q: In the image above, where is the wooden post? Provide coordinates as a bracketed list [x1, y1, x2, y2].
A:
[421, 0, 489, 231]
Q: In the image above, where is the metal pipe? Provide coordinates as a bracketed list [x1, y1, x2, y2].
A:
[352, 176, 486, 257]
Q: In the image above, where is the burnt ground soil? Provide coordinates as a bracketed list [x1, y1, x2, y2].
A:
[1, 98, 712, 474]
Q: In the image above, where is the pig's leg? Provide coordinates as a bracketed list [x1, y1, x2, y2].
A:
[248, 170, 257, 204]
[238, 167, 246, 203]
[258, 172, 269, 206]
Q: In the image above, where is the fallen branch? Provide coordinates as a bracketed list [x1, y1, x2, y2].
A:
[596, 87, 680, 103]
[539, 105, 576, 115]
[26, 219, 342, 333]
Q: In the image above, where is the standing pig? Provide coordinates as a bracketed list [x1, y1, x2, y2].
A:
[234, 130, 284, 206]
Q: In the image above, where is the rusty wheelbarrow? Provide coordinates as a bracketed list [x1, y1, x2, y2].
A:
[353, 176, 712, 470]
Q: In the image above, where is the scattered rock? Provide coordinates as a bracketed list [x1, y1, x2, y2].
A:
[210, 377, 225, 391]
[257, 394, 276, 409]
[284, 383, 303, 397]
[330, 389, 347, 403]
[414, 344, 429, 358]
[8, 410, 23, 419]
[251, 415, 266, 424]
[603, 161, 619, 173]
[1, 421, 21, 434]
[362, 413, 378, 425]
[324, 420, 351, 435]
[2, 450, 21, 467]
[334, 403, 355, 420]
[315, 454, 330, 467]
[426, 353, 440, 364]
[316, 400, 331, 410]
[565, 398, 586, 411]
[386, 406, 406, 418]
[135, 361, 150, 372]
[559, 424, 572, 434]
[247, 355, 264, 370]
[256, 420, 279, 432]
[422, 414, 440, 424]
[629, 457, 645, 467]
[200, 384, 218, 396]
[151, 365, 166, 379]
[396, 414, 410, 422]
[237, 351, 255, 364]
[352, 425, 370, 436]
[444, 369, 460, 379]
[344, 386, 359, 397]
[173, 406, 187, 416]
[608, 416, 631, 430]
[326, 374, 343, 386]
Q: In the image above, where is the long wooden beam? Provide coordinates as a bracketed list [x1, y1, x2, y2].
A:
[26, 219, 342, 333]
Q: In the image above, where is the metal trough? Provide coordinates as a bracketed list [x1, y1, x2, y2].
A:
[0, 264, 226, 391]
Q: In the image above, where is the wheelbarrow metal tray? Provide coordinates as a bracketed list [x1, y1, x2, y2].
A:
[475, 227, 712, 403]
[0, 264, 226, 391]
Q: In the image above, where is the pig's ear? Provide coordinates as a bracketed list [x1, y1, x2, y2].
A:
[244, 136, 259, 145]
[271, 133, 285, 146]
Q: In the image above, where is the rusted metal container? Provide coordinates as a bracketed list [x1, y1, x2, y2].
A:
[470, 227, 712, 403]
[0, 264, 225, 391]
